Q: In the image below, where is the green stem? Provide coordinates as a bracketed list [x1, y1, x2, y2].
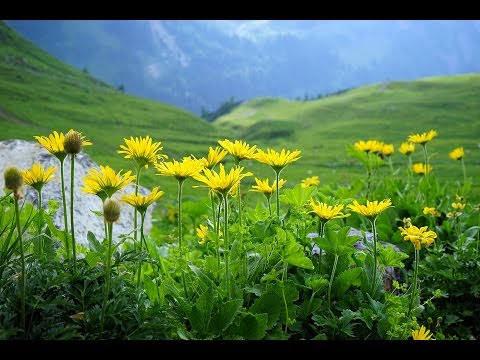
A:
[178, 179, 188, 299]
[37, 190, 43, 258]
[133, 167, 141, 247]
[422, 144, 429, 179]
[371, 217, 378, 297]
[407, 247, 420, 318]
[136, 212, 146, 287]
[275, 170, 281, 219]
[60, 159, 70, 259]
[14, 197, 26, 337]
[366, 152, 372, 200]
[70, 154, 77, 275]
[100, 221, 113, 339]
[235, 159, 243, 228]
[328, 254, 339, 309]
[461, 158, 467, 185]
[223, 193, 230, 299]
[281, 263, 289, 335]
[211, 191, 221, 274]
[476, 209, 479, 255]
[267, 197, 272, 217]
[317, 220, 324, 273]
[388, 157, 394, 177]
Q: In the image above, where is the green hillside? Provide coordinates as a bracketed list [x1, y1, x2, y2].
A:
[215, 75, 480, 200]
[0, 21, 232, 202]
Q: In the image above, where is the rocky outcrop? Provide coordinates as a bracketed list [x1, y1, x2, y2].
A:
[0, 139, 155, 246]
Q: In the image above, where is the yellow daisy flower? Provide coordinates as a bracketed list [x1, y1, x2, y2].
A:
[64, 129, 92, 155]
[347, 199, 393, 219]
[250, 177, 286, 198]
[449, 147, 464, 161]
[451, 202, 465, 211]
[412, 163, 432, 175]
[300, 176, 320, 188]
[399, 142, 415, 156]
[199, 146, 228, 169]
[34, 131, 68, 162]
[193, 163, 252, 197]
[121, 187, 164, 215]
[423, 207, 440, 217]
[308, 199, 350, 221]
[408, 130, 437, 146]
[196, 224, 209, 245]
[254, 148, 301, 173]
[381, 144, 394, 157]
[22, 163, 56, 192]
[218, 139, 257, 163]
[81, 165, 135, 200]
[411, 325, 434, 340]
[117, 135, 167, 169]
[154, 156, 205, 182]
[399, 225, 437, 250]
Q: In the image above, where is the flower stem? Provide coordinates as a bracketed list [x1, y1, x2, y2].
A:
[70, 154, 77, 275]
[133, 166, 141, 247]
[276, 171, 281, 218]
[223, 193, 230, 299]
[60, 159, 70, 259]
[328, 254, 339, 309]
[317, 220, 324, 273]
[37, 190, 43, 258]
[136, 212, 146, 287]
[366, 153, 372, 200]
[281, 263, 289, 335]
[461, 158, 467, 185]
[178, 179, 188, 299]
[14, 196, 26, 337]
[407, 247, 419, 318]
[100, 221, 113, 339]
[371, 217, 378, 297]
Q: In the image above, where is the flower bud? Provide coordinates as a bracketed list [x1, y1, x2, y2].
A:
[64, 131, 84, 154]
[4, 166, 24, 193]
[103, 199, 121, 223]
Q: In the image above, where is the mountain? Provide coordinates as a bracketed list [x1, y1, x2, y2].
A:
[5, 20, 480, 115]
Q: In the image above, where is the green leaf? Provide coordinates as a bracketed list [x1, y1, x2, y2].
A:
[316, 226, 359, 256]
[250, 289, 282, 329]
[189, 287, 215, 334]
[87, 231, 104, 253]
[208, 298, 243, 335]
[279, 184, 316, 210]
[143, 275, 159, 304]
[282, 238, 314, 270]
[305, 275, 329, 293]
[377, 246, 408, 268]
[84, 251, 101, 268]
[332, 267, 363, 298]
[239, 313, 268, 340]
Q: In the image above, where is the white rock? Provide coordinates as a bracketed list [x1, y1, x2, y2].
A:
[0, 139, 155, 246]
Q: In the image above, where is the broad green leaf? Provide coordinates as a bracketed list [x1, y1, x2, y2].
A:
[316, 226, 359, 256]
[279, 184, 316, 210]
[250, 289, 282, 329]
[84, 251, 101, 268]
[239, 313, 268, 340]
[377, 246, 408, 268]
[282, 238, 314, 270]
[189, 287, 215, 334]
[208, 298, 243, 335]
[143, 275, 159, 304]
[87, 231, 104, 253]
[305, 275, 329, 293]
[332, 267, 363, 298]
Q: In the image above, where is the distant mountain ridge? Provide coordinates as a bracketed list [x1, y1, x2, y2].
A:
[6, 20, 480, 114]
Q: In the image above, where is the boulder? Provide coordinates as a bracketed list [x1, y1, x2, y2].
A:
[0, 139, 155, 246]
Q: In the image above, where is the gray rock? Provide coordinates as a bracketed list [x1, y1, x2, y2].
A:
[0, 139, 155, 246]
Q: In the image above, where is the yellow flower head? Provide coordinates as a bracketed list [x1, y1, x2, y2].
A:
[193, 163, 253, 197]
[399, 225, 437, 250]
[254, 148, 301, 173]
[309, 198, 350, 222]
[399, 142, 415, 156]
[354, 140, 383, 153]
[423, 207, 440, 217]
[218, 139, 257, 163]
[446, 211, 462, 218]
[408, 130, 437, 146]
[455, 194, 465, 202]
[451, 202, 465, 211]
[81, 165, 135, 201]
[347, 199, 393, 219]
[155, 156, 205, 182]
[34, 131, 68, 162]
[64, 129, 92, 155]
[411, 325, 433, 340]
[199, 146, 228, 169]
[250, 177, 286, 198]
[121, 186, 164, 215]
[381, 144, 394, 157]
[22, 163, 56, 192]
[449, 147, 464, 161]
[196, 224, 209, 245]
[117, 135, 167, 169]
[412, 163, 432, 175]
[301, 176, 320, 188]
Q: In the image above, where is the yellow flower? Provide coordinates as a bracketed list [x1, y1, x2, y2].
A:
[64, 129, 92, 155]
[254, 148, 301, 173]
[412, 163, 432, 175]
[199, 146, 228, 169]
[399, 225, 437, 250]
[449, 147, 464, 161]
[408, 130, 437, 146]
[354, 140, 383, 153]
[301, 176, 320, 188]
[455, 194, 465, 202]
[347, 199, 393, 219]
[446, 211, 461, 219]
[196, 224, 209, 245]
[451, 202, 465, 211]
[309, 199, 350, 221]
[117, 135, 168, 169]
[121, 187, 164, 215]
[81, 165, 135, 200]
[371, 141, 384, 154]
[411, 325, 434, 340]
[399, 142, 415, 156]
[423, 207, 440, 217]
[34, 131, 68, 162]
[381, 144, 394, 157]
[250, 177, 286, 198]
[193, 163, 252, 197]
[154, 156, 205, 182]
[218, 139, 257, 163]
[22, 163, 56, 192]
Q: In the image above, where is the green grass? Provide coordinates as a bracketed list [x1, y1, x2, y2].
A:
[215, 75, 480, 201]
